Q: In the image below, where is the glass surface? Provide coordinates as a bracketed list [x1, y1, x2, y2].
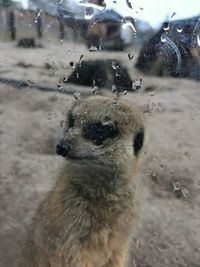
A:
[0, 1, 199, 266]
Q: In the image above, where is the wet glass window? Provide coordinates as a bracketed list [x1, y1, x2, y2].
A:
[0, 0, 199, 266]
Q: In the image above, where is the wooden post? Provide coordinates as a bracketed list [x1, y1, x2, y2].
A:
[58, 13, 64, 40]
[8, 8, 16, 40]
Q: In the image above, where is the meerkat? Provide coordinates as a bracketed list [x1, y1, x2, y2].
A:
[19, 95, 145, 267]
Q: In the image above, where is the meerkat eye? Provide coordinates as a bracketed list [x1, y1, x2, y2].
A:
[134, 130, 144, 156]
[83, 122, 118, 145]
[68, 111, 75, 128]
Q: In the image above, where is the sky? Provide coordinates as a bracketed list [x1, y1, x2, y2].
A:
[16, 0, 200, 28]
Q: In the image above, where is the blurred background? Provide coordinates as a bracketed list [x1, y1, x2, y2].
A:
[0, 1, 200, 267]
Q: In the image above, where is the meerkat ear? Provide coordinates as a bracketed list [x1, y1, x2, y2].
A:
[133, 129, 144, 156]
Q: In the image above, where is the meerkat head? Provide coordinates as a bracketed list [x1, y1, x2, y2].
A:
[56, 96, 144, 172]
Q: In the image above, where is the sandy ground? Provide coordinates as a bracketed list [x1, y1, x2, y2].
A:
[0, 41, 200, 267]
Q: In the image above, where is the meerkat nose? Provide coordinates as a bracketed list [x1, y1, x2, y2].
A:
[56, 139, 72, 157]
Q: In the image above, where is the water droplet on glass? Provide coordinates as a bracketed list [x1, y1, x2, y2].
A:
[60, 120, 65, 128]
[197, 36, 200, 46]
[163, 23, 169, 31]
[171, 12, 176, 19]
[152, 171, 158, 177]
[148, 90, 155, 96]
[60, 39, 63, 44]
[35, 9, 42, 23]
[161, 34, 166, 42]
[67, 49, 71, 55]
[144, 169, 152, 175]
[73, 92, 81, 100]
[112, 85, 117, 93]
[48, 111, 57, 120]
[89, 46, 98, 52]
[176, 27, 183, 33]
[132, 79, 142, 91]
[112, 60, 119, 70]
[78, 55, 84, 67]
[128, 53, 134, 60]
[142, 111, 151, 120]
[123, 90, 127, 95]
[158, 244, 168, 252]
[92, 86, 99, 94]
[92, 80, 96, 87]
[69, 61, 75, 69]
[115, 71, 121, 77]
[139, 7, 144, 10]
[181, 188, 189, 198]
[27, 80, 35, 86]
[126, 0, 132, 9]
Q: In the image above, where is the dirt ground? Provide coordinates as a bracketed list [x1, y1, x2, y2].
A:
[0, 41, 200, 267]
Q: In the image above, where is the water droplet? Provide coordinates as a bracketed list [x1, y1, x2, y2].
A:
[73, 92, 81, 100]
[89, 46, 98, 52]
[128, 53, 134, 60]
[176, 27, 183, 33]
[69, 61, 75, 69]
[60, 120, 65, 128]
[132, 79, 142, 91]
[112, 85, 117, 93]
[144, 169, 152, 175]
[35, 9, 43, 23]
[48, 112, 57, 120]
[171, 12, 176, 19]
[92, 86, 99, 94]
[142, 111, 151, 120]
[123, 90, 127, 95]
[148, 90, 155, 96]
[139, 7, 144, 10]
[78, 55, 84, 67]
[115, 71, 121, 77]
[158, 244, 168, 252]
[151, 171, 159, 183]
[163, 23, 169, 31]
[181, 187, 189, 198]
[126, 0, 132, 9]
[161, 34, 166, 42]
[27, 80, 35, 86]
[67, 50, 71, 55]
[197, 35, 200, 46]
[57, 83, 64, 92]
[60, 39, 63, 44]
[112, 60, 119, 70]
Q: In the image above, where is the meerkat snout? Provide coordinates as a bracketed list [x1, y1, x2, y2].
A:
[56, 138, 72, 157]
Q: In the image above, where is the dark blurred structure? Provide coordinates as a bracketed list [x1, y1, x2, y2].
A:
[85, 10, 124, 50]
[136, 16, 200, 80]
[66, 59, 133, 91]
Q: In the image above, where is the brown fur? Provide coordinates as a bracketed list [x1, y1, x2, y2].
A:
[19, 96, 145, 267]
